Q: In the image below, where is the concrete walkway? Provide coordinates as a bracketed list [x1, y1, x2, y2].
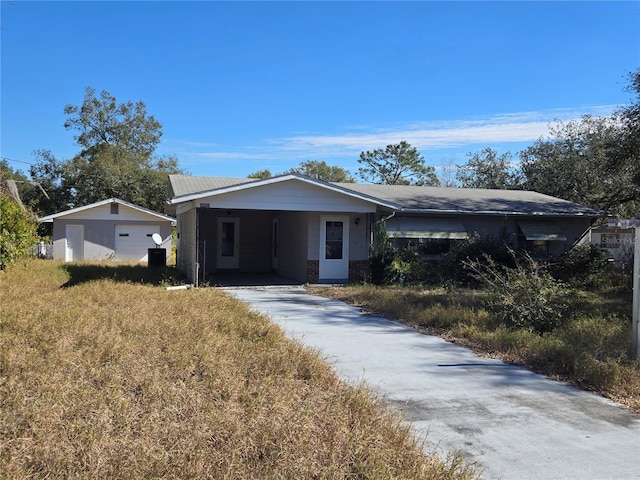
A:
[224, 286, 640, 480]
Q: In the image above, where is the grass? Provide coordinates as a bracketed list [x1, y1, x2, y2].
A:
[0, 260, 480, 480]
[310, 283, 640, 413]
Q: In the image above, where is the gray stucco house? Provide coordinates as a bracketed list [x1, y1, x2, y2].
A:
[168, 174, 604, 285]
[40, 198, 175, 262]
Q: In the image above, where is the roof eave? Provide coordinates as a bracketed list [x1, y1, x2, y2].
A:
[38, 198, 176, 223]
[170, 174, 401, 209]
[399, 207, 606, 218]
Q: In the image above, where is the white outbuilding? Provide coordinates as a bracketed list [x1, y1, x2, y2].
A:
[39, 198, 175, 263]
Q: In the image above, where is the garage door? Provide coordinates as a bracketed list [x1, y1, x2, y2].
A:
[115, 225, 161, 261]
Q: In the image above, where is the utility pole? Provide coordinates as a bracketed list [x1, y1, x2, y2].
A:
[633, 224, 639, 359]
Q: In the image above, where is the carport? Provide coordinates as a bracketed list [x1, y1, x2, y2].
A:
[195, 207, 310, 285]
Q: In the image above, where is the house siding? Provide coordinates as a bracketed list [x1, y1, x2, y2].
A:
[60, 203, 167, 222]
[383, 213, 593, 258]
[51, 219, 172, 262]
[191, 179, 377, 213]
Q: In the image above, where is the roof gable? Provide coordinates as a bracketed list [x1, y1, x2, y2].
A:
[169, 173, 397, 209]
[39, 198, 176, 223]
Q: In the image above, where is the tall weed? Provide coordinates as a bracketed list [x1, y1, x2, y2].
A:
[465, 253, 569, 334]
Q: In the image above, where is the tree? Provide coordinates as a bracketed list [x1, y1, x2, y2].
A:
[56, 87, 184, 213]
[357, 141, 439, 186]
[28, 150, 71, 215]
[247, 169, 272, 179]
[248, 161, 355, 183]
[613, 69, 640, 213]
[0, 160, 38, 208]
[519, 115, 633, 216]
[64, 87, 162, 163]
[457, 148, 522, 189]
[520, 71, 640, 218]
[287, 160, 355, 183]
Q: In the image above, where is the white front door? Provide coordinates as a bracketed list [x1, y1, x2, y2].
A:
[319, 216, 349, 280]
[65, 224, 84, 262]
[217, 217, 239, 269]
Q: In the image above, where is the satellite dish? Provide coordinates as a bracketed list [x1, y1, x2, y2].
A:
[152, 233, 163, 246]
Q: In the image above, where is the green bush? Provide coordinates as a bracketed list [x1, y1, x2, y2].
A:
[549, 244, 612, 287]
[368, 222, 397, 285]
[466, 252, 570, 334]
[439, 233, 515, 286]
[392, 247, 436, 284]
[0, 194, 39, 270]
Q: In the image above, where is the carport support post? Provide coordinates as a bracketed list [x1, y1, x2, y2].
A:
[633, 225, 640, 360]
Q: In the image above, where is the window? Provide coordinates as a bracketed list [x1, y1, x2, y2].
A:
[525, 240, 548, 258]
[394, 237, 455, 257]
[110, 203, 119, 214]
[325, 221, 344, 260]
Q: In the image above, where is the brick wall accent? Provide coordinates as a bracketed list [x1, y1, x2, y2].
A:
[349, 260, 369, 283]
[306, 260, 319, 284]
[308, 259, 368, 283]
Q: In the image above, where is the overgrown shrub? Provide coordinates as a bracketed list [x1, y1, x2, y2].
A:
[392, 247, 435, 284]
[465, 252, 570, 334]
[549, 243, 612, 287]
[368, 222, 397, 285]
[0, 194, 39, 270]
[439, 233, 515, 286]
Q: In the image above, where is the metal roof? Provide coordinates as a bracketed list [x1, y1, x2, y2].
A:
[168, 174, 605, 218]
[168, 175, 250, 198]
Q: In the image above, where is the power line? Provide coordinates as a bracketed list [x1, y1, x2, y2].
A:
[1, 156, 36, 166]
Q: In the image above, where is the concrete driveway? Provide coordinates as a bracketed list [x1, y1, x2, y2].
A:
[224, 286, 640, 480]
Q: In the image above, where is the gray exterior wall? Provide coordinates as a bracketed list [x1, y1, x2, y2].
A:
[177, 208, 196, 281]
[51, 219, 172, 262]
[198, 209, 273, 275]
[193, 209, 312, 283]
[458, 214, 591, 255]
[383, 213, 593, 257]
[277, 211, 309, 282]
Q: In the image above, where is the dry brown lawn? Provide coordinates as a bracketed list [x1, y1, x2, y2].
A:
[0, 260, 479, 479]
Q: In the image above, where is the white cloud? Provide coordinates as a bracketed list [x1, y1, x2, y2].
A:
[169, 105, 620, 168]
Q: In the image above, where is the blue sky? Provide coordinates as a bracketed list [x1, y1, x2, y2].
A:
[1, 1, 639, 181]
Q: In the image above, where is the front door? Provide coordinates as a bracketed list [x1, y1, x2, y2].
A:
[65, 224, 84, 262]
[217, 217, 239, 269]
[319, 216, 349, 280]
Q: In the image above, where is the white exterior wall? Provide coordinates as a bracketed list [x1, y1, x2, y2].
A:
[193, 180, 377, 213]
[60, 203, 166, 222]
[307, 212, 368, 261]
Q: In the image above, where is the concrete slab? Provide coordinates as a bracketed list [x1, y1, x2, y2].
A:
[224, 286, 640, 480]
